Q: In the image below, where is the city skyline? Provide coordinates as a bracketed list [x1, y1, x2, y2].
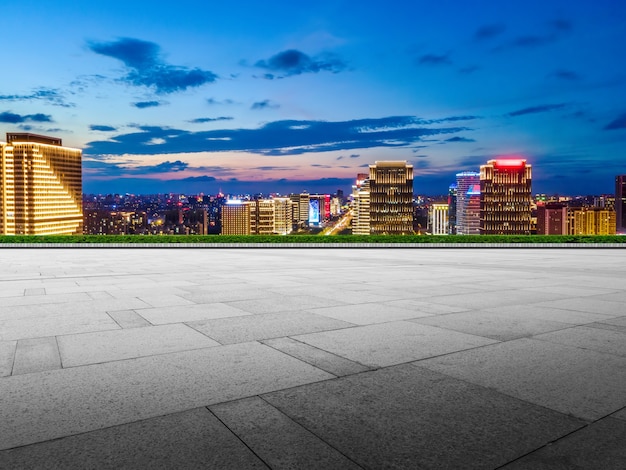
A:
[1, 0, 625, 196]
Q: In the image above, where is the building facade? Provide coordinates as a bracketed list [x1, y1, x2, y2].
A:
[616, 175, 626, 234]
[368, 161, 414, 234]
[536, 202, 568, 235]
[568, 207, 616, 235]
[479, 159, 532, 235]
[221, 201, 251, 235]
[1, 133, 82, 235]
[455, 172, 480, 235]
[465, 184, 481, 235]
[429, 203, 449, 235]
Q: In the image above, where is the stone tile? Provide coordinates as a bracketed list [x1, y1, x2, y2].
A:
[0, 340, 17, 377]
[533, 326, 626, 357]
[24, 288, 46, 296]
[107, 309, 152, 328]
[263, 364, 584, 470]
[136, 294, 195, 308]
[12, 337, 62, 375]
[262, 337, 372, 377]
[210, 397, 361, 470]
[181, 287, 275, 304]
[478, 303, 617, 326]
[188, 311, 353, 345]
[86, 290, 114, 300]
[410, 310, 575, 341]
[306, 302, 431, 325]
[293, 321, 498, 367]
[0, 292, 92, 309]
[0, 408, 266, 469]
[612, 408, 626, 422]
[426, 290, 567, 309]
[586, 321, 626, 334]
[500, 417, 626, 470]
[534, 297, 625, 317]
[58, 324, 220, 367]
[417, 338, 626, 421]
[0, 342, 332, 450]
[136, 303, 252, 325]
[227, 295, 345, 314]
[382, 298, 470, 315]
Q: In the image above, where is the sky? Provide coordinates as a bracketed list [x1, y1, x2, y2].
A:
[1, 0, 625, 196]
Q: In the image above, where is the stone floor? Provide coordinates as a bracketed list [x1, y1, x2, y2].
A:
[0, 247, 625, 469]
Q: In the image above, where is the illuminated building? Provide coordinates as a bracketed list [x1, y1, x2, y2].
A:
[272, 197, 294, 235]
[447, 183, 457, 234]
[1, 133, 82, 235]
[368, 161, 414, 234]
[568, 207, 616, 235]
[455, 172, 480, 235]
[536, 202, 567, 235]
[221, 200, 251, 235]
[617, 175, 626, 233]
[84, 210, 147, 235]
[352, 178, 370, 235]
[307, 194, 330, 227]
[465, 184, 481, 235]
[429, 203, 449, 235]
[479, 159, 532, 235]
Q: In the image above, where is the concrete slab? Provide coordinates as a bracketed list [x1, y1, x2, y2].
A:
[135, 302, 252, 325]
[410, 309, 575, 341]
[612, 408, 626, 422]
[293, 320, 498, 367]
[417, 338, 626, 421]
[57, 324, 220, 367]
[0, 341, 332, 450]
[500, 417, 626, 470]
[306, 302, 431, 325]
[210, 397, 362, 469]
[227, 295, 346, 314]
[262, 337, 372, 377]
[107, 309, 152, 328]
[426, 289, 568, 309]
[12, 337, 61, 375]
[534, 297, 625, 317]
[188, 311, 354, 345]
[263, 364, 584, 470]
[382, 298, 470, 315]
[24, 288, 45, 296]
[533, 326, 626, 357]
[136, 294, 195, 308]
[0, 340, 16, 377]
[0, 407, 266, 469]
[181, 287, 276, 303]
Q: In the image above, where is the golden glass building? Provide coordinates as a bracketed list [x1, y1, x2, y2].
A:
[479, 159, 532, 235]
[368, 161, 414, 235]
[1, 133, 82, 235]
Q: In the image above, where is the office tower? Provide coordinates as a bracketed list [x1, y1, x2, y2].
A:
[429, 203, 449, 235]
[455, 172, 480, 234]
[352, 178, 370, 235]
[479, 159, 532, 235]
[221, 200, 251, 235]
[368, 161, 414, 234]
[568, 207, 616, 235]
[447, 183, 457, 234]
[272, 197, 294, 235]
[1, 133, 82, 235]
[465, 184, 481, 235]
[617, 175, 626, 233]
[251, 199, 275, 234]
[536, 202, 567, 235]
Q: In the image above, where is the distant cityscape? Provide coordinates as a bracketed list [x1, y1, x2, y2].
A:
[1, 132, 625, 236]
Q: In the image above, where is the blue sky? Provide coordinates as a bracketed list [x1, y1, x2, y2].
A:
[1, 0, 625, 195]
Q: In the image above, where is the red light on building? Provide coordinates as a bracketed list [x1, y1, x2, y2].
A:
[494, 159, 526, 168]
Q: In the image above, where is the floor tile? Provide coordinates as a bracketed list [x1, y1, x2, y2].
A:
[0, 340, 17, 377]
[533, 326, 626, 357]
[12, 337, 61, 375]
[306, 302, 430, 325]
[135, 302, 252, 325]
[107, 309, 152, 328]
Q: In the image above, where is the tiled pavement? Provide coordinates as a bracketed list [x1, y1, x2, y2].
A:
[0, 248, 625, 469]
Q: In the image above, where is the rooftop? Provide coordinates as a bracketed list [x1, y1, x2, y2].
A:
[1, 247, 625, 468]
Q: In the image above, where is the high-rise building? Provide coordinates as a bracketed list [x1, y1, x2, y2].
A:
[568, 207, 616, 235]
[480, 159, 532, 235]
[455, 172, 480, 235]
[368, 161, 414, 234]
[447, 183, 457, 234]
[352, 178, 370, 235]
[465, 184, 481, 235]
[616, 175, 626, 233]
[429, 203, 449, 235]
[536, 202, 567, 235]
[222, 198, 294, 235]
[1, 133, 82, 235]
[221, 200, 251, 235]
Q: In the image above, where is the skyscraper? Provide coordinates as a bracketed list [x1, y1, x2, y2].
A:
[368, 161, 414, 234]
[536, 202, 567, 235]
[1, 133, 82, 235]
[455, 172, 480, 235]
[616, 175, 626, 233]
[465, 184, 481, 235]
[447, 183, 457, 234]
[429, 203, 449, 235]
[479, 159, 532, 235]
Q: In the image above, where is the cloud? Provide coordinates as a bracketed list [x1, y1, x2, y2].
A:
[251, 100, 280, 110]
[549, 69, 581, 81]
[88, 37, 217, 93]
[207, 98, 236, 106]
[493, 20, 571, 52]
[507, 103, 568, 117]
[0, 111, 53, 123]
[188, 117, 233, 123]
[135, 160, 188, 173]
[349, 154, 360, 158]
[417, 53, 452, 66]
[474, 24, 506, 41]
[90, 125, 117, 132]
[254, 49, 348, 78]
[604, 113, 626, 130]
[445, 136, 476, 143]
[84, 115, 471, 158]
[132, 101, 163, 109]
[0, 88, 73, 107]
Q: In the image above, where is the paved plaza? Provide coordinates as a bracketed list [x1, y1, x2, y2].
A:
[0, 247, 625, 469]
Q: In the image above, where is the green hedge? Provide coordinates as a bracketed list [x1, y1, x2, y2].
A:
[0, 234, 624, 244]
